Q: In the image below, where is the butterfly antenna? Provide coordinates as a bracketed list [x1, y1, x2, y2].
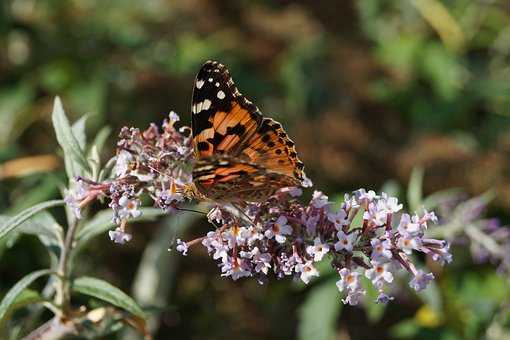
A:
[174, 206, 207, 215]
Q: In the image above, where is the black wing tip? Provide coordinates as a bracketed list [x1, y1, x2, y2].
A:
[199, 60, 226, 73]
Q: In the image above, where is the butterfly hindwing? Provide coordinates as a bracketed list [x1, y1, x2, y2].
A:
[241, 118, 305, 181]
[193, 156, 299, 201]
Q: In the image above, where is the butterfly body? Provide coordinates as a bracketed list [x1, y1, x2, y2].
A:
[190, 61, 306, 202]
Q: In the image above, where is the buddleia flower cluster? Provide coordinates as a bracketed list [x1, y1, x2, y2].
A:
[65, 112, 452, 305]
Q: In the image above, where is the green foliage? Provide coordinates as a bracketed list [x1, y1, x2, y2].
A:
[0, 200, 65, 241]
[72, 277, 145, 318]
[52, 96, 91, 178]
[297, 278, 342, 340]
[0, 269, 53, 325]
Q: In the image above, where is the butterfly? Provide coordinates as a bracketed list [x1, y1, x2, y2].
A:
[190, 60, 306, 202]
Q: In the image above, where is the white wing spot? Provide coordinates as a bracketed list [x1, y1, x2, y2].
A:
[208, 78, 213, 82]
[194, 99, 213, 113]
[202, 99, 212, 110]
[196, 79, 204, 89]
[217, 90, 225, 99]
[215, 82, 220, 87]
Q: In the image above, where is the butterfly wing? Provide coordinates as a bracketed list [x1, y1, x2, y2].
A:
[191, 61, 306, 201]
[191, 61, 262, 158]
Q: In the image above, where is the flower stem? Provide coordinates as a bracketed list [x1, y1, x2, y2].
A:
[55, 219, 80, 315]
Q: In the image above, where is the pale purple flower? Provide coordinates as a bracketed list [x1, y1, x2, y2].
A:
[371, 238, 393, 260]
[64, 179, 90, 219]
[365, 260, 394, 289]
[336, 268, 365, 305]
[265, 216, 293, 243]
[343, 290, 365, 306]
[241, 225, 264, 245]
[114, 150, 133, 177]
[117, 195, 142, 220]
[311, 191, 329, 208]
[397, 233, 422, 254]
[168, 110, 180, 123]
[342, 193, 360, 211]
[327, 209, 348, 229]
[336, 268, 362, 292]
[109, 227, 132, 244]
[221, 258, 252, 280]
[354, 189, 378, 203]
[302, 213, 320, 236]
[306, 237, 330, 262]
[409, 270, 435, 292]
[243, 247, 272, 274]
[378, 193, 403, 214]
[175, 238, 188, 256]
[398, 213, 421, 235]
[335, 231, 359, 252]
[212, 242, 229, 263]
[375, 292, 394, 304]
[296, 261, 319, 284]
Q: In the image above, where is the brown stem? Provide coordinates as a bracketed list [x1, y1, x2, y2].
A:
[22, 316, 77, 340]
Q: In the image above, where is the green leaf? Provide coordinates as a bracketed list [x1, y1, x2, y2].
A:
[297, 278, 341, 340]
[0, 212, 64, 267]
[75, 208, 165, 248]
[0, 200, 64, 241]
[0, 269, 53, 323]
[72, 277, 145, 318]
[407, 167, 424, 212]
[51, 96, 90, 177]
[0, 289, 46, 329]
[71, 114, 88, 150]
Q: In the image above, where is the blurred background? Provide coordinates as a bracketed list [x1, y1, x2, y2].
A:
[1, 0, 510, 339]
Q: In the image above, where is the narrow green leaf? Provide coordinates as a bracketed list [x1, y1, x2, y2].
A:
[0, 200, 64, 241]
[0, 212, 63, 267]
[0, 269, 53, 323]
[297, 279, 341, 340]
[0, 289, 46, 329]
[75, 208, 165, 247]
[407, 167, 424, 212]
[51, 96, 90, 177]
[72, 277, 145, 318]
[71, 114, 88, 150]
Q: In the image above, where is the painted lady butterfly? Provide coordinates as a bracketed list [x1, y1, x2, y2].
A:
[190, 61, 306, 202]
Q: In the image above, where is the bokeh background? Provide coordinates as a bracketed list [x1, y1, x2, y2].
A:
[1, 0, 510, 339]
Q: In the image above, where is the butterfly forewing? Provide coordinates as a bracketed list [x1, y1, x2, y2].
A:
[191, 61, 262, 158]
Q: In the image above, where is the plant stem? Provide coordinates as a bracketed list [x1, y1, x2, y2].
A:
[55, 219, 80, 315]
[22, 316, 77, 340]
